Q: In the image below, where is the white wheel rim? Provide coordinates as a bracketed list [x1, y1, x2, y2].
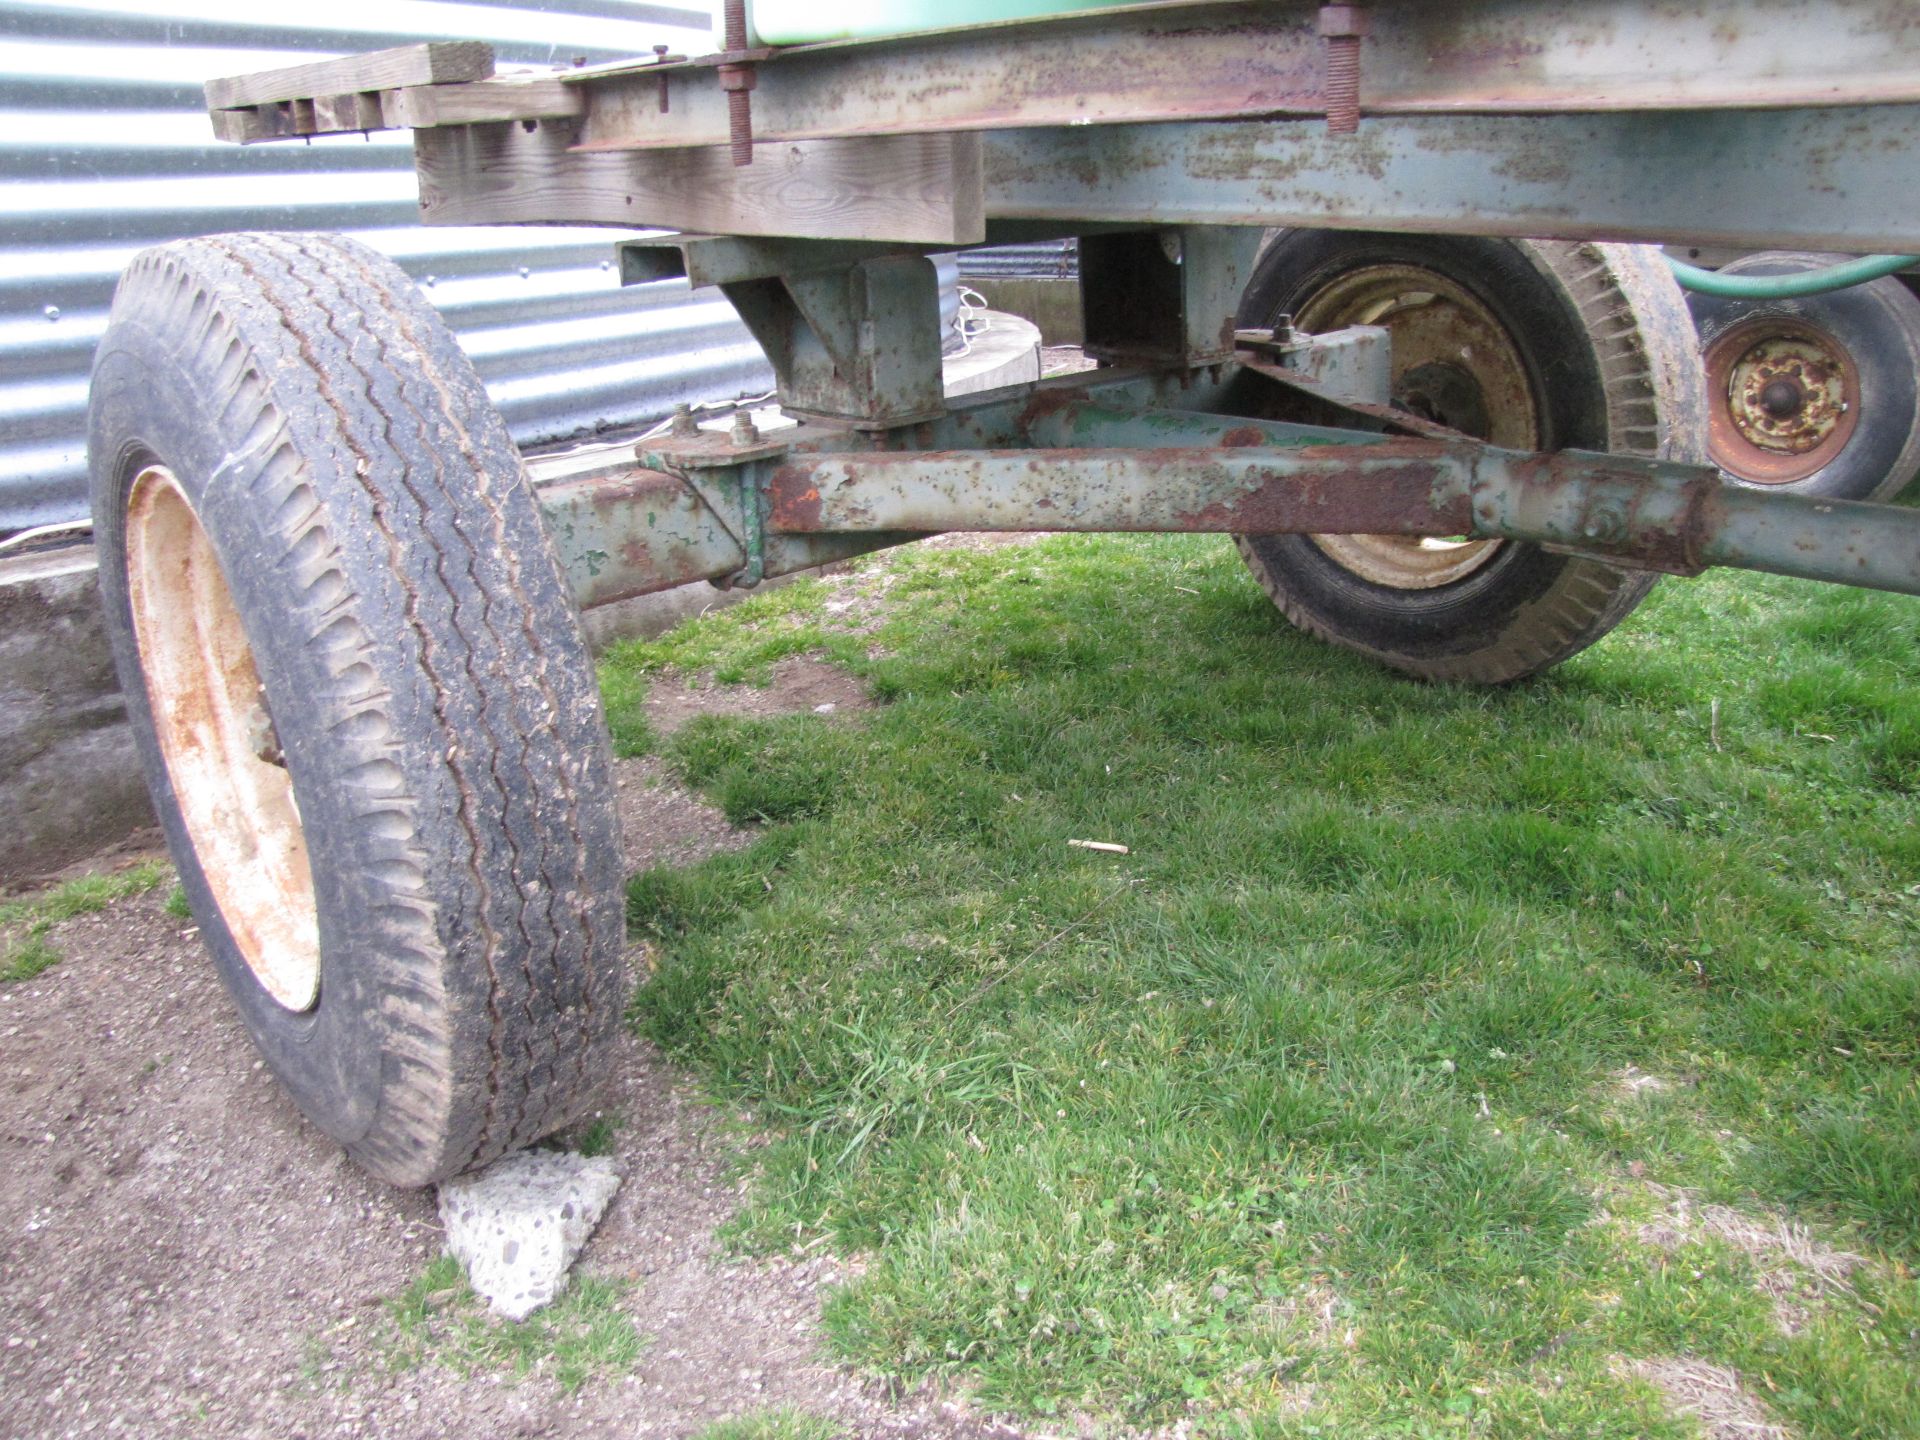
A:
[125, 465, 322, 1011]
[1290, 264, 1536, 590]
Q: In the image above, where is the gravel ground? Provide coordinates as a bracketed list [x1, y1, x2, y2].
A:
[0, 663, 1036, 1440]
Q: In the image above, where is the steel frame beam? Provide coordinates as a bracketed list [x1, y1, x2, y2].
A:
[977, 108, 1920, 253]
[567, 0, 1920, 153]
[416, 102, 1920, 254]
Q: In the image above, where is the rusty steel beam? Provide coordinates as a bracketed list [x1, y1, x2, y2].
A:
[1476, 453, 1920, 596]
[567, 0, 1920, 154]
[761, 438, 1920, 598]
[766, 442, 1477, 536]
[980, 106, 1920, 255]
[538, 467, 745, 608]
[536, 465, 917, 609]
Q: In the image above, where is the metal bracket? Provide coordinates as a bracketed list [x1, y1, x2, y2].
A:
[618, 234, 937, 289]
[1080, 227, 1264, 369]
[637, 419, 793, 587]
[718, 254, 946, 427]
[1234, 323, 1391, 406]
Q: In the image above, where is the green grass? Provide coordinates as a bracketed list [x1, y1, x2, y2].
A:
[565, 1112, 622, 1159]
[380, 1254, 647, 1393]
[0, 862, 170, 983]
[692, 1408, 846, 1440]
[607, 536, 1920, 1436]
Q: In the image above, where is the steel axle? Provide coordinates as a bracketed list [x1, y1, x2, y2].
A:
[535, 363, 1920, 611]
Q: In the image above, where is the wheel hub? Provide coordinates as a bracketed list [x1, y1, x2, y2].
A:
[1704, 321, 1859, 483]
[1287, 263, 1531, 590]
[1724, 335, 1849, 454]
[124, 465, 321, 1011]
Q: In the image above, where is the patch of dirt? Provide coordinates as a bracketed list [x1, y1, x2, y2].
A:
[1616, 1357, 1792, 1440]
[1613, 1066, 1681, 1099]
[1631, 1183, 1863, 1336]
[642, 656, 874, 738]
[0, 890, 1046, 1440]
[615, 756, 753, 876]
[1, 827, 169, 900]
[1254, 1280, 1351, 1356]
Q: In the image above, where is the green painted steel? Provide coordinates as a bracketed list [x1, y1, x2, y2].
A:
[1667, 253, 1920, 299]
[543, 365, 1920, 607]
[980, 108, 1920, 255]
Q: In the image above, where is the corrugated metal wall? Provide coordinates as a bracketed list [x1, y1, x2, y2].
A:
[0, 0, 784, 534]
[959, 238, 1078, 280]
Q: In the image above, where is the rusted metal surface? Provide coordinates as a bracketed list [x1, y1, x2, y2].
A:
[720, 255, 947, 424]
[1318, 5, 1368, 136]
[1703, 321, 1861, 485]
[719, 0, 758, 166]
[1476, 450, 1920, 595]
[1236, 325, 1392, 407]
[399, 104, 1920, 253]
[765, 441, 1477, 536]
[538, 454, 926, 605]
[1015, 398, 1371, 454]
[538, 467, 746, 609]
[535, 347, 1920, 606]
[124, 465, 320, 1010]
[565, 0, 1920, 155]
[756, 432, 1920, 598]
[980, 107, 1920, 255]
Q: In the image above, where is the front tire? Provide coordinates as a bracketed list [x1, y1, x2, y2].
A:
[1234, 232, 1707, 684]
[90, 233, 626, 1186]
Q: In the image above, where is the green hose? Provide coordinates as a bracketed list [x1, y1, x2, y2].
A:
[1667, 252, 1918, 299]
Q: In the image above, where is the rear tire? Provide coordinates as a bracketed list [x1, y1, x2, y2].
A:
[1687, 251, 1920, 502]
[89, 232, 626, 1186]
[1234, 232, 1707, 684]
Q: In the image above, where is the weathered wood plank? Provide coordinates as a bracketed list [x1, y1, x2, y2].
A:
[414, 121, 984, 245]
[210, 94, 384, 144]
[312, 92, 385, 133]
[204, 41, 494, 111]
[208, 106, 293, 144]
[386, 74, 584, 128]
[211, 70, 586, 146]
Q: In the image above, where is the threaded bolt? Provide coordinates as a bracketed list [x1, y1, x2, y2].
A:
[726, 89, 753, 165]
[1319, 5, 1369, 135]
[722, 0, 754, 166]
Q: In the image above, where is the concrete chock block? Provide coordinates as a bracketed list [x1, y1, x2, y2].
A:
[437, 1149, 622, 1321]
[0, 545, 154, 888]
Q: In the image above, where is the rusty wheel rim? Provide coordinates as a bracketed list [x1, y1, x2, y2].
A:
[1703, 319, 1860, 485]
[125, 465, 321, 1011]
[1291, 264, 1535, 589]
